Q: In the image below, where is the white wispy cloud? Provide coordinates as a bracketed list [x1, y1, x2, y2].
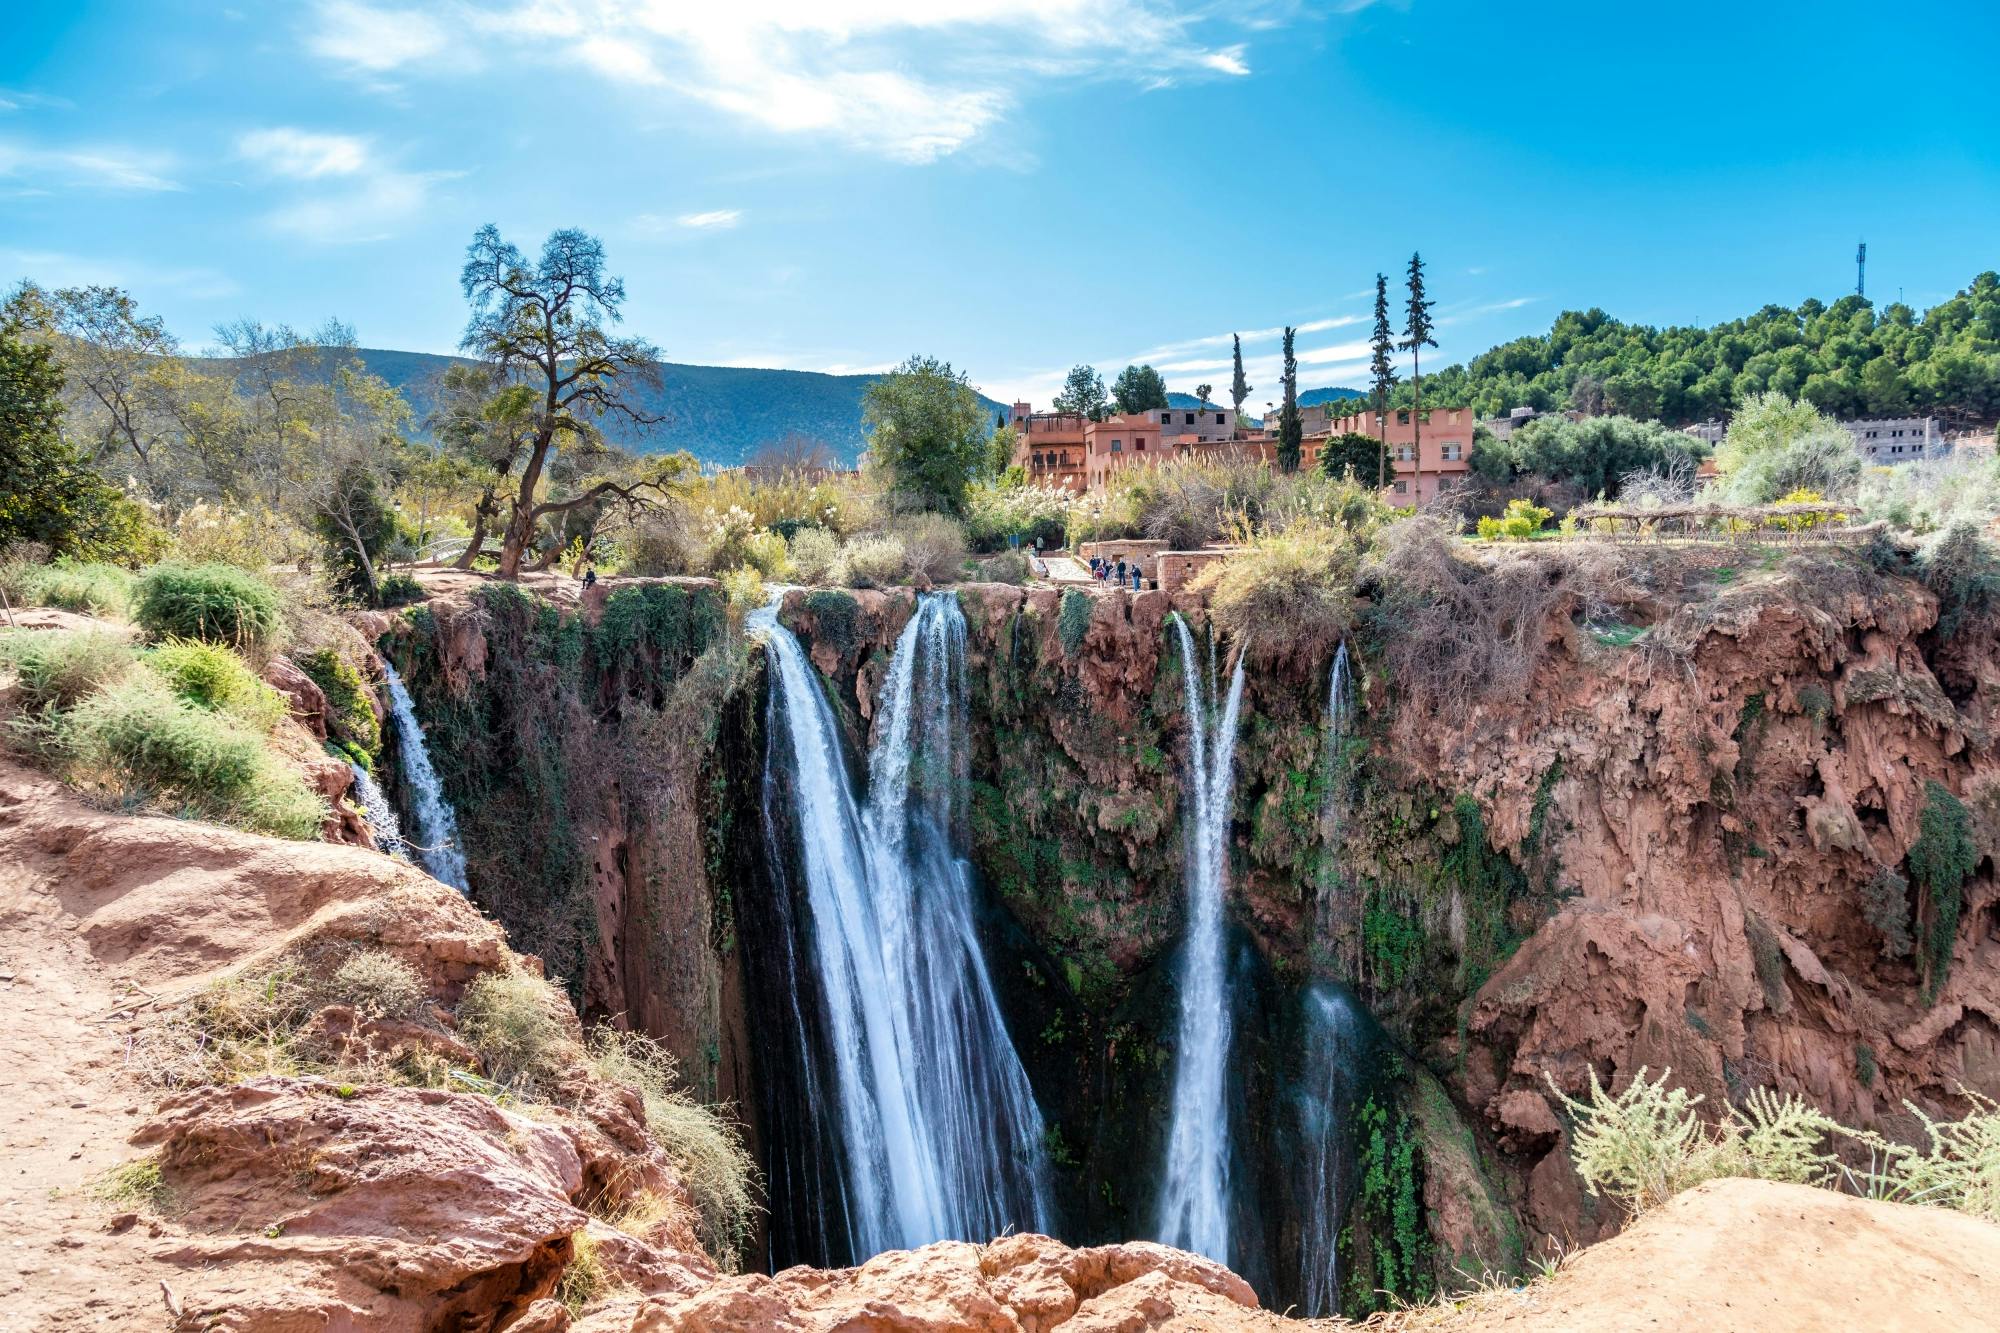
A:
[237, 128, 371, 179]
[306, 1, 1294, 163]
[0, 139, 181, 193]
[236, 125, 449, 242]
[0, 247, 238, 301]
[676, 209, 743, 230]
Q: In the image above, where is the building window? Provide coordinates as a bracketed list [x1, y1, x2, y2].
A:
[1442, 442, 1461, 461]
[1393, 481, 1408, 494]
[1397, 410, 1410, 425]
[1111, 440, 1122, 453]
[1215, 412, 1225, 424]
[1396, 445, 1415, 462]
[1136, 440, 1145, 451]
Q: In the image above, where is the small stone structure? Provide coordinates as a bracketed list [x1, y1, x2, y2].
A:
[1077, 540, 1170, 580]
[1156, 548, 1244, 594]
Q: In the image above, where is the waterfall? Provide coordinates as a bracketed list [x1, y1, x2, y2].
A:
[1315, 643, 1355, 950]
[1295, 984, 1363, 1317]
[750, 591, 1051, 1262]
[378, 659, 468, 892]
[349, 762, 405, 860]
[1156, 613, 1248, 1266]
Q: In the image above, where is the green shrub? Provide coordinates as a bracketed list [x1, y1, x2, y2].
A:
[974, 550, 1029, 584]
[147, 639, 285, 732]
[456, 970, 575, 1095]
[134, 563, 283, 652]
[1057, 587, 1092, 656]
[4, 560, 136, 616]
[963, 481, 1069, 552]
[0, 630, 134, 713]
[587, 1028, 760, 1270]
[556, 1230, 612, 1315]
[64, 671, 324, 839]
[1859, 866, 1913, 959]
[1911, 780, 1976, 1003]
[376, 573, 426, 608]
[718, 566, 766, 614]
[298, 649, 380, 756]
[803, 589, 859, 656]
[833, 534, 907, 588]
[1476, 497, 1554, 541]
[786, 527, 841, 585]
[1918, 522, 2000, 642]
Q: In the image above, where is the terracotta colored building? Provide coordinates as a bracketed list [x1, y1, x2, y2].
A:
[1324, 405, 1477, 506]
[1011, 403, 1089, 491]
[1082, 413, 1164, 489]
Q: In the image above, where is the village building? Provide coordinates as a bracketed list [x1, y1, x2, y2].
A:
[1143, 404, 1238, 443]
[1844, 415, 1946, 464]
[1323, 405, 1477, 506]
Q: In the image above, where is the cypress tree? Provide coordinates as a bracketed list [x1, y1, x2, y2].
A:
[1369, 273, 1400, 491]
[1230, 333, 1251, 418]
[1277, 326, 1302, 473]
[1399, 253, 1437, 504]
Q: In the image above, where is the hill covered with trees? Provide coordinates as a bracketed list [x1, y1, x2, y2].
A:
[1389, 271, 2000, 426]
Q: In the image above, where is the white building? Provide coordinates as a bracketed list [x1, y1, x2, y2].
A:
[1845, 416, 1945, 464]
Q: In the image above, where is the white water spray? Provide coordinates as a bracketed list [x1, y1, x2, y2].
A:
[752, 591, 1051, 1257]
[348, 762, 405, 860]
[379, 659, 468, 892]
[1296, 984, 1363, 1316]
[1156, 613, 1248, 1265]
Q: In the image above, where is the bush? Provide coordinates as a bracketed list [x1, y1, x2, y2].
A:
[833, 534, 907, 588]
[899, 513, 968, 583]
[297, 648, 381, 756]
[718, 566, 766, 614]
[1917, 522, 2000, 642]
[586, 1029, 760, 1270]
[557, 1230, 612, 1315]
[147, 639, 285, 732]
[1058, 587, 1092, 656]
[0, 630, 134, 713]
[615, 506, 705, 576]
[786, 527, 841, 584]
[1190, 520, 1356, 663]
[962, 481, 1070, 552]
[1859, 866, 1913, 959]
[328, 949, 428, 1020]
[3, 560, 136, 616]
[376, 573, 426, 608]
[1911, 780, 1976, 1003]
[64, 671, 325, 839]
[1474, 497, 1553, 541]
[134, 563, 284, 653]
[455, 970, 576, 1095]
[974, 550, 1029, 584]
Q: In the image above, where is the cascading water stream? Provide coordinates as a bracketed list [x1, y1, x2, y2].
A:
[379, 659, 468, 892]
[348, 762, 405, 860]
[1295, 984, 1363, 1317]
[750, 591, 1051, 1262]
[1156, 613, 1248, 1266]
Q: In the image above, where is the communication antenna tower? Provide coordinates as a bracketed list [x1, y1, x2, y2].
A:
[1856, 241, 1867, 298]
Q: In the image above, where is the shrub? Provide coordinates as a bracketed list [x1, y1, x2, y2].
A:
[376, 573, 426, 608]
[718, 566, 766, 614]
[786, 527, 841, 585]
[89, 1157, 172, 1212]
[1860, 866, 1914, 959]
[0, 630, 134, 713]
[1058, 587, 1092, 656]
[1474, 497, 1553, 541]
[803, 589, 860, 655]
[455, 970, 576, 1095]
[1911, 780, 1976, 1003]
[586, 1029, 760, 1270]
[1917, 522, 2000, 642]
[1190, 519, 1356, 662]
[615, 506, 705, 576]
[557, 1230, 613, 1315]
[63, 671, 325, 839]
[963, 481, 1069, 552]
[833, 534, 907, 588]
[328, 949, 428, 1020]
[147, 639, 285, 732]
[1867, 1090, 2000, 1221]
[899, 513, 968, 583]
[974, 550, 1029, 584]
[297, 648, 381, 756]
[4, 560, 136, 616]
[134, 563, 284, 653]
[1549, 1066, 1841, 1217]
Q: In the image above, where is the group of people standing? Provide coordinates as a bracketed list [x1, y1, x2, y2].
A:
[1090, 555, 1147, 591]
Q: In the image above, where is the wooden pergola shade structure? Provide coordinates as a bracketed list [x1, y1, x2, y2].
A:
[1564, 501, 1886, 544]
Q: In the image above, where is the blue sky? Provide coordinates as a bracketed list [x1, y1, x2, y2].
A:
[4, 1, 1997, 408]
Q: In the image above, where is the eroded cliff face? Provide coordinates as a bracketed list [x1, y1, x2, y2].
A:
[773, 548, 2000, 1277]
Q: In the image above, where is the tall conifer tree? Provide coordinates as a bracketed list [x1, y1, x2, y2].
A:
[1368, 273, 1400, 490]
[1230, 334, 1251, 418]
[1277, 326, 1301, 473]
[1399, 253, 1437, 503]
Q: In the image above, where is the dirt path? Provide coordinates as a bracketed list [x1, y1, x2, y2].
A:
[0, 785, 177, 1331]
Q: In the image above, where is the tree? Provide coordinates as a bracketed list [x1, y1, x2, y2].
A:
[426, 365, 539, 569]
[296, 363, 415, 603]
[3, 282, 180, 490]
[1369, 274, 1399, 488]
[861, 354, 988, 514]
[458, 225, 675, 578]
[1400, 253, 1438, 503]
[987, 422, 1021, 480]
[1053, 364, 1109, 421]
[1714, 391, 1861, 503]
[1319, 430, 1393, 487]
[1230, 334, 1251, 416]
[1195, 383, 1213, 412]
[1276, 327, 1302, 473]
[0, 322, 157, 562]
[1112, 363, 1170, 414]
